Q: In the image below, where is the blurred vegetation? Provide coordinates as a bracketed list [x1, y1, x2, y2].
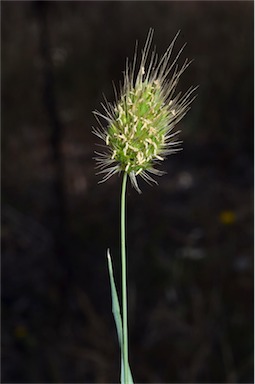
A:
[1, 1, 253, 383]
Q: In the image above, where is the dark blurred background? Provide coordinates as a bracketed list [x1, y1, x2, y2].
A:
[1, 1, 254, 383]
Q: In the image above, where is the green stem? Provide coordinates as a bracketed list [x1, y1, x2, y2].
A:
[121, 171, 128, 384]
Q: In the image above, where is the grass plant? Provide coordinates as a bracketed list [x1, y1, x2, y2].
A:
[93, 29, 196, 384]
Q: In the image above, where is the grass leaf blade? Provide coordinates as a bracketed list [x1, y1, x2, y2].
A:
[107, 249, 134, 384]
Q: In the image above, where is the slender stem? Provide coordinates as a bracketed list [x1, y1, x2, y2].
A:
[121, 171, 128, 384]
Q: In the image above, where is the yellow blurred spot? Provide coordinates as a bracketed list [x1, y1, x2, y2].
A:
[219, 210, 236, 225]
[14, 325, 28, 339]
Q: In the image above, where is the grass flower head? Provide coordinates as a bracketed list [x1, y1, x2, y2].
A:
[93, 29, 196, 193]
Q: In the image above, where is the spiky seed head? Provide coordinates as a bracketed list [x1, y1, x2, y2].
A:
[93, 29, 197, 193]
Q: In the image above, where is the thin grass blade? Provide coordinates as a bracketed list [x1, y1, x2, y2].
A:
[107, 249, 134, 384]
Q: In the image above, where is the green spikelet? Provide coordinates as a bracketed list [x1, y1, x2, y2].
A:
[93, 29, 197, 193]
